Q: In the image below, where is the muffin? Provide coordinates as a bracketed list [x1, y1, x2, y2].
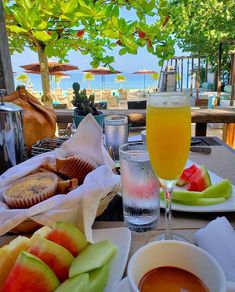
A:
[3, 173, 58, 209]
[56, 154, 97, 185]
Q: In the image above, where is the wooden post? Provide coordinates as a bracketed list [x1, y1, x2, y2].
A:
[0, 0, 14, 94]
[158, 63, 164, 89]
[196, 57, 201, 101]
[187, 59, 190, 88]
[180, 59, 183, 91]
[205, 59, 208, 82]
[190, 58, 194, 97]
[230, 51, 235, 106]
[175, 59, 178, 90]
[217, 42, 222, 105]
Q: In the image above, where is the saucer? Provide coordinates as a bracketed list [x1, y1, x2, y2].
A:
[113, 277, 130, 292]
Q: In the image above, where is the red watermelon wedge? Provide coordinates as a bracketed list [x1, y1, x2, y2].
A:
[46, 221, 88, 257]
[3, 251, 60, 292]
[187, 165, 212, 192]
[28, 237, 74, 282]
[177, 164, 199, 186]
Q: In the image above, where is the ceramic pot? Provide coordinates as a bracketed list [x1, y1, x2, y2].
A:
[73, 112, 104, 128]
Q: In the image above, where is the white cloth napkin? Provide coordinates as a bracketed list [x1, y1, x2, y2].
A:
[0, 114, 120, 242]
[194, 216, 235, 282]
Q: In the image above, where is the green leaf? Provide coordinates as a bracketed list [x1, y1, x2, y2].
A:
[33, 31, 52, 42]
[119, 48, 127, 55]
[7, 25, 27, 33]
[37, 21, 47, 30]
[63, 0, 78, 14]
[102, 29, 119, 38]
[121, 35, 138, 51]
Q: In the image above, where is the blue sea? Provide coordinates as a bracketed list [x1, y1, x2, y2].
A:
[14, 72, 161, 93]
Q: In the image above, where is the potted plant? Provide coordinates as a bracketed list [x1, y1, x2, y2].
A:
[71, 82, 104, 128]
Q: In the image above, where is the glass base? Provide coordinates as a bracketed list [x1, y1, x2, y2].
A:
[149, 232, 190, 242]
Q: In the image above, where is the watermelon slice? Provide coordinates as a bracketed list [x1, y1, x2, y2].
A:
[0, 236, 30, 290]
[28, 237, 74, 282]
[187, 165, 211, 192]
[177, 164, 199, 186]
[46, 221, 89, 257]
[3, 251, 60, 292]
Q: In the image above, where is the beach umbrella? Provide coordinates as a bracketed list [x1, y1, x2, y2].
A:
[83, 67, 121, 90]
[132, 69, 157, 90]
[21, 61, 78, 73]
[24, 70, 71, 91]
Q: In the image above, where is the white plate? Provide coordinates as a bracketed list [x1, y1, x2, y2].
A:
[160, 160, 235, 213]
[113, 277, 130, 292]
[93, 227, 131, 292]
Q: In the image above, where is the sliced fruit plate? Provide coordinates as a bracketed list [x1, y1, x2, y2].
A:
[160, 160, 235, 213]
[0, 221, 131, 292]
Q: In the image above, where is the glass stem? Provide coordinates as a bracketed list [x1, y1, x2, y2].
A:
[162, 180, 176, 240]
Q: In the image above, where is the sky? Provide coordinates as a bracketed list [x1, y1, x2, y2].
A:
[10, 44, 185, 75]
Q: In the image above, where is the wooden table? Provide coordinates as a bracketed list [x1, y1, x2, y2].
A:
[94, 145, 235, 263]
[1, 145, 235, 278]
[55, 107, 235, 140]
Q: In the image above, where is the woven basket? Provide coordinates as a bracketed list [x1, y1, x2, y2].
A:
[10, 184, 121, 234]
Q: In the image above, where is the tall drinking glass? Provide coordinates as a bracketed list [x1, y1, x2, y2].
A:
[146, 92, 191, 240]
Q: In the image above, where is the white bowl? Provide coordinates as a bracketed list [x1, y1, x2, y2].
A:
[127, 240, 226, 292]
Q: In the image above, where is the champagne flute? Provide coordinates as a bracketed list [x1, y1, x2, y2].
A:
[146, 92, 191, 240]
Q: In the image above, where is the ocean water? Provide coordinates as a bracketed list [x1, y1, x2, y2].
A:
[14, 73, 160, 93]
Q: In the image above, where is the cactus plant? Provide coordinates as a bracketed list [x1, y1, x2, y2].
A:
[71, 82, 100, 116]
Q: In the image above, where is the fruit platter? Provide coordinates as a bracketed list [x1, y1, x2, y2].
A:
[160, 160, 235, 213]
[0, 221, 131, 292]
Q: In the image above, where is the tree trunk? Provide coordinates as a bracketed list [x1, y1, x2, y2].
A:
[230, 52, 235, 106]
[37, 46, 53, 108]
[0, 0, 15, 94]
[217, 42, 222, 106]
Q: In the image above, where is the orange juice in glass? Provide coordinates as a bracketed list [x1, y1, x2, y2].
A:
[146, 92, 191, 240]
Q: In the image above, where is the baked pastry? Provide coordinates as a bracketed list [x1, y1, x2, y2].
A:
[56, 178, 78, 194]
[56, 154, 97, 184]
[3, 173, 58, 209]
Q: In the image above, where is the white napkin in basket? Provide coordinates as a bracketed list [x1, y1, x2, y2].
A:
[194, 216, 235, 282]
[0, 114, 120, 242]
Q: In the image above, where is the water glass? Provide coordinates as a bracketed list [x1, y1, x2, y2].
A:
[104, 115, 128, 161]
[119, 142, 160, 232]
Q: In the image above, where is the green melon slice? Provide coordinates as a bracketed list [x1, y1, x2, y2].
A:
[88, 261, 111, 292]
[3, 251, 60, 292]
[202, 179, 232, 199]
[69, 240, 117, 277]
[28, 236, 74, 282]
[46, 221, 88, 257]
[55, 273, 89, 292]
[160, 179, 232, 206]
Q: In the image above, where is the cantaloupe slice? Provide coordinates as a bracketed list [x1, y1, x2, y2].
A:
[0, 236, 30, 289]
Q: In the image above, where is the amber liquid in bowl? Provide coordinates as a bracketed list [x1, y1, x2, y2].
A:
[138, 266, 209, 292]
